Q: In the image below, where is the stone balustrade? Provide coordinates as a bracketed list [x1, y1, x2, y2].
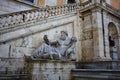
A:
[0, 3, 78, 33]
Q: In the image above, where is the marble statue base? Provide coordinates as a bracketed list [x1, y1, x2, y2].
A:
[24, 58, 75, 80]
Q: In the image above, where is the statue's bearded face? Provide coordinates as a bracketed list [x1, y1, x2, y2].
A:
[61, 32, 67, 40]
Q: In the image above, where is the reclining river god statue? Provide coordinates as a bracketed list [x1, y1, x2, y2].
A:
[31, 30, 77, 60]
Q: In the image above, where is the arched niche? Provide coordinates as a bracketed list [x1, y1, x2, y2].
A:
[108, 22, 119, 60]
[67, 0, 76, 4]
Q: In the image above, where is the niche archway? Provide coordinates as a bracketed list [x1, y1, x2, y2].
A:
[108, 22, 119, 60]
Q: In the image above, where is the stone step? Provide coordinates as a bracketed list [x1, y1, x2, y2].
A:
[76, 61, 120, 69]
[72, 69, 120, 80]
[0, 74, 31, 80]
[73, 74, 120, 80]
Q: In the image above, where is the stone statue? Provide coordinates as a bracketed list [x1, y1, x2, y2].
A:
[31, 35, 61, 60]
[31, 30, 77, 60]
[56, 31, 77, 60]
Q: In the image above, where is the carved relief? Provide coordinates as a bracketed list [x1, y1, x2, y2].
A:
[30, 30, 77, 60]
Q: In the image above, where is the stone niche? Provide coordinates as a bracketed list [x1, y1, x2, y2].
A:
[24, 58, 75, 80]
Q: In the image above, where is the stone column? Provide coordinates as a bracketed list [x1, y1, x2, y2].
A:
[103, 11, 112, 60]
[92, 9, 105, 61]
[76, 15, 83, 61]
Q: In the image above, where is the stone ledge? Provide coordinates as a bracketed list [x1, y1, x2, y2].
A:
[76, 60, 120, 69]
[25, 56, 76, 63]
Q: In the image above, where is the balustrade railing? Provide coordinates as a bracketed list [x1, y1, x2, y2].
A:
[0, 4, 79, 31]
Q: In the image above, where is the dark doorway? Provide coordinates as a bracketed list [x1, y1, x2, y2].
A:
[68, 0, 76, 4]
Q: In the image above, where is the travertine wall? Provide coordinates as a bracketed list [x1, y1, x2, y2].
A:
[80, 13, 94, 61]
[79, 8, 120, 61]
[30, 60, 75, 80]
[0, 0, 35, 15]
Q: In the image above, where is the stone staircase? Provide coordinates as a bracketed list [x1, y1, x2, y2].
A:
[0, 73, 30, 80]
[71, 61, 120, 80]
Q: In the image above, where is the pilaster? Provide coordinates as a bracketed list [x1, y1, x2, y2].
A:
[92, 8, 106, 61]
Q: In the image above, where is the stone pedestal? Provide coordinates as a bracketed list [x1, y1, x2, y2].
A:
[25, 59, 75, 80]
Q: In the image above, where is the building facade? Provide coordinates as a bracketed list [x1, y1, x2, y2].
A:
[0, 0, 120, 80]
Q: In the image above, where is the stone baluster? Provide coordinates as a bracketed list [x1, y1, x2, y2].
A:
[61, 6, 65, 14]
[60, 6, 63, 14]
[64, 6, 67, 13]
[29, 11, 34, 21]
[44, 8, 49, 18]
[58, 6, 61, 14]
[64, 5, 67, 13]
[10, 14, 17, 25]
[70, 5, 72, 12]
[5, 16, 11, 27]
[71, 5, 73, 12]
[15, 14, 22, 24]
[48, 8, 52, 17]
[41, 8, 45, 18]
[72, 5, 74, 11]
[53, 7, 56, 16]
[51, 7, 55, 16]
[68, 5, 71, 12]
[4, 16, 9, 27]
[33, 10, 39, 20]
[1, 17, 7, 27]
[55, 6, 59, 15]
[23, 11, 31, 22]
[38, 9, 42, 19]
[54, 7, 57, 15]
[17, 14, 23, 24]
[66, 5, 69, 13]
[15, 14, 20, 24]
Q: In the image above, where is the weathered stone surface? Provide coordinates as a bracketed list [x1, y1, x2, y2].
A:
[0, 44, 9, 57]
[25, 60, 75, 80]
[0, 58, 24, 72]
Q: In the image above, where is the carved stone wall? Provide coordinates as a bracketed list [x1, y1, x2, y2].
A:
[25, 60, 75, 80]
[81, 14, 94, 61]
[0, 16, 78, 58]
